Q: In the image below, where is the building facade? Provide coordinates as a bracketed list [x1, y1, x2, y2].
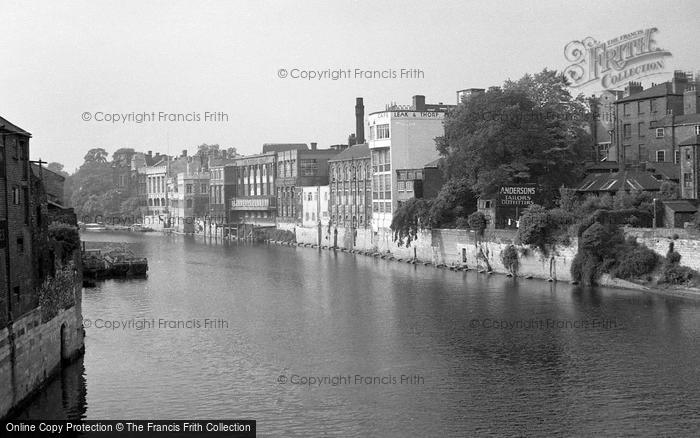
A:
[368, 95, 454, 230]
[208, 163, 236, 226]
[300, 185, 330, 228]
[275, 144, 338, 226]
[169, 171, 210, 233]
[328, 143, 372, 229]
[230, 153, 277, 225]
[612, 72, 697, 166]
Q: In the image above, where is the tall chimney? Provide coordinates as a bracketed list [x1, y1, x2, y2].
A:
[355, 97, 365, 144]
[310, 142, 317, 150]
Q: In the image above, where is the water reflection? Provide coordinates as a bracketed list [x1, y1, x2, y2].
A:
[10, 232, 700, 436]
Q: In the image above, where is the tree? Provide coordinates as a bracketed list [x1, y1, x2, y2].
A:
[83, 148, 109, 164]
[46, 162, 69, 178]
[428, 177, 477, 227]
[436, 68, 591, 206]
[391, 198, 432, 247]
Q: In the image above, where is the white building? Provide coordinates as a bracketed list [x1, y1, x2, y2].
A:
[368, 95, 455, 230]
[300, 185, 330, 228]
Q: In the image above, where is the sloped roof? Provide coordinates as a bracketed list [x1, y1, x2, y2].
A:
[576, 170, 662, 192]
[645, 162, 680, 181]
[661, 200, 698, 213]
[0, 116, 31, 136]
[262, 143, 308, 153]
[328, 143, 369, 161]
[424, 158, 441, 168]
[616, 82, 675, 103]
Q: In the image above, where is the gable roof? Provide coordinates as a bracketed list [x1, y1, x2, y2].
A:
[0, 116, 31, 137]
[423, 158, 441, 168]
[328, 143, 369, 161]
[575, 170, 662, 193]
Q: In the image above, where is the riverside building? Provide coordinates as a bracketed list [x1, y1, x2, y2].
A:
[368, 94, 455, 230]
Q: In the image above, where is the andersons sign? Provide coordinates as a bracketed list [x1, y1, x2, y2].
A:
[497, 185, 538, 207]
[563, 28, 672, 89]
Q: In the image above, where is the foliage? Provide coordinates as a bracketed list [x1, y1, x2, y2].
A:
[48, 222, 81, 263]
[427, 177, 477, 227]
[467, 211, 487, 235]
[571, 221, 658, 284]
[436, 69, 591, 205]
[659, 181, 680, 200]
[391, 198, 432, 247]
[501, 244, 519, 274]
[38, 264, 78, 322]
[660, 246, 695, 285]
[517, 204, 553, 252]
[612, 243, 658, 280]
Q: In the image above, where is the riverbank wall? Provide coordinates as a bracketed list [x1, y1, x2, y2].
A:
[295, 226, 578, 282]
[294, 225, 700, 284]
[0, 296, 84, 419]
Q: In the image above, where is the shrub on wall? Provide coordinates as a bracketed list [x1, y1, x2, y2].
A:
[612, 243, 658, 279]
[517, 204, 552, 253]
[467, 211, 486, 236]
[38, 264, 78, 323]
[48, 221, 81, 263]
[500, 244, 519, 275]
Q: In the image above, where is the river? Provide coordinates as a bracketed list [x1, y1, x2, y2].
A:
[10, 231, 700, 436]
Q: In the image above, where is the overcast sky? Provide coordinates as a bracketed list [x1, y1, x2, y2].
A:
[2, 0, 699, 171]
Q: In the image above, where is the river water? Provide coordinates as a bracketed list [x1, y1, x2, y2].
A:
[10, 231, 700, 436]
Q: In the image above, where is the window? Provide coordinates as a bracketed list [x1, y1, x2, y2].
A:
[683, 173, 693, 188]
[201, 184, 207, 194]
[639, 145, 647, 162]
[376, 124, 390, 139]
[17, 236, 24, 254]
[186, 184, 193, 194]
[623, 124, 631, 138]
[623, 103, 630, 116]
[638, 122, 646, 137]
[637, 101, 645, 114]
[675, 150, 681, 164]
[655, 128, 664, 138]
[598, 142, 610, 161]
[397, 181, 405, 191]
[186, 199, 193, 208]
[300, 159, 318, 176]
[696, 125, 700, 136]
[369, 125, 376, 140]
[656, 150, 666, 162]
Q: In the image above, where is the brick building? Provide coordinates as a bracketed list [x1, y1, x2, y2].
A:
[328, 143, 372, 228]
[275, 143, 338, 226]
[611, 71, 698, 166]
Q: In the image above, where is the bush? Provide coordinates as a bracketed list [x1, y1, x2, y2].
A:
[517, 204, 550, 251]
[48, 222, 81, 263]
[500, 244, 519, 274]
[455, 217, 470, 229]
[467, 211, 487, 236]
[667, 250, 681, 265]
[613, 244, 658, 279]
[661, 264, 694, 285]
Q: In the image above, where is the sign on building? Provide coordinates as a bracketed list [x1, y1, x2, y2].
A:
[496, 184, 538, 207]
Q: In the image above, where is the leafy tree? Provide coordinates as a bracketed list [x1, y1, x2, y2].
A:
[659, 181, 680, 200]
[436, 68, 591, 205]
[428, 177, 477, 227]
[517, 204, 552, 252]
[83, 148, 109, 164]
[391, 198, 432, 247]
[46, 162, 69, 178]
